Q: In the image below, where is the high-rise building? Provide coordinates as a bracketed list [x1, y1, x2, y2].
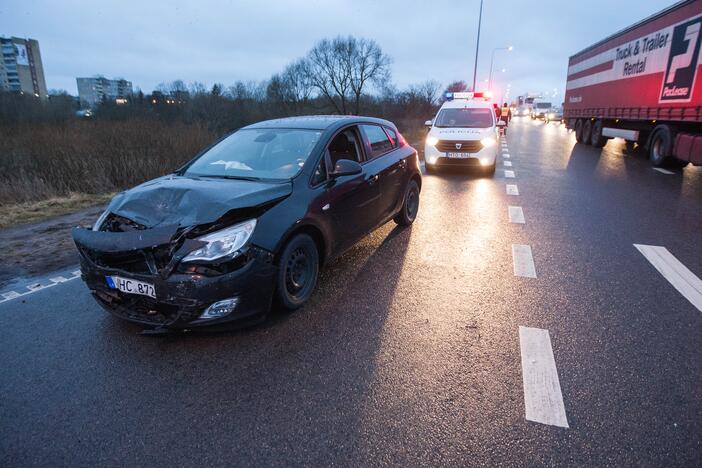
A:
[0, 36, 48, 99]
[76, 76, 133, 107]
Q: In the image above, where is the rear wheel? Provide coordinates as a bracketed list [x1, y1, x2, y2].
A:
[590, 120, 607, 147]
[649, 125, 674, 167]
[394, 179, 420, 226]
[275, 234, 319, 310]
[574, 119, 584, 142]
[582, 119, 593, 145]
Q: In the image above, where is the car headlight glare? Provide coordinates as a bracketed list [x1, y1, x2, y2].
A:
[182, 219, 257, 263]
[426, 136, 439, 147]
[548, 113, 555, 119]
[480, 137, 496, 148]
[93, 209, 110, 231]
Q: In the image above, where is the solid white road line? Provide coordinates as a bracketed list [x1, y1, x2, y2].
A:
[508, 206, 525, 224]
[504, 161, 513, 167]
[0, 270, 82, 305]
[653, 168, 675, 175]
[506, 184, 519, 196]
[505, 170, 515, 178]
[512, 244, 537, 278]
[634, 244, 702, 312]
[519, 326, 569, 428]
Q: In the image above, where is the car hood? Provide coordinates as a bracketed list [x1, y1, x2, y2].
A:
[105, 175, 293, 228]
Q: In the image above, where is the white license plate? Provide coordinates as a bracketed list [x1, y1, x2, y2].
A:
[106, 275, 156, 298]
[445, 152, 473, 159]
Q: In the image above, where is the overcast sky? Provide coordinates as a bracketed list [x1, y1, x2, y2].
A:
[1, 0, 674, 103]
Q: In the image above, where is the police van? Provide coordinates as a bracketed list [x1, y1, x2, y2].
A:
[424, 92, 503, 176]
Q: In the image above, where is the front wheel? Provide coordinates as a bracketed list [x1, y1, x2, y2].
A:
[275, 234, 319, 310]
[394, 179, 420, 226]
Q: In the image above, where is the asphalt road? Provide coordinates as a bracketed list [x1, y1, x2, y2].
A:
[1, 118, 701, 466]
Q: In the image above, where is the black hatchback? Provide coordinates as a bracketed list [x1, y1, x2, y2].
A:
[73, 115, 421, 329]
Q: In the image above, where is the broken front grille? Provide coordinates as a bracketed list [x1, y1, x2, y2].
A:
[94, 289, 199, 326]
[436, 140, 483, 153]
[79, 245, 174, 275]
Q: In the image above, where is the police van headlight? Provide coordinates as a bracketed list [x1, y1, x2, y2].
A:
[480, 137, 496, 148]
[426, 136, 439, 147]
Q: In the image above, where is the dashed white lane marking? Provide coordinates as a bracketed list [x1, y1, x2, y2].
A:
[634, 244, 702, 312]
[508, 206, 526, 224]
[505, 170, 515, 178]
[519, 326, 569, 428]
[0, 270, 81, 305]
[506, 184, 519, 196]
[512, 244, 536, 278]
[504, 161, 513, 167]
[653, 168, 675, 175]
[503, 153, 510, 158]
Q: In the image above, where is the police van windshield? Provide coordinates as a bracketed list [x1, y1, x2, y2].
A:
[435, 108, 494, 128]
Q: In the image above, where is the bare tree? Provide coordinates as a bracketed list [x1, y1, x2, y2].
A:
[304, 36, 391, 114]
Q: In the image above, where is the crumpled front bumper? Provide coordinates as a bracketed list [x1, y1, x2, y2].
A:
[73, 226, 277, 329]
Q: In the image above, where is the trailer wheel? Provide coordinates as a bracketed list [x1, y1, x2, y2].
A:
[649, 125, 674, 167]
[582, 119, 593, 145]
[574, 119, 584, 142]
[590, 120, 607, 147]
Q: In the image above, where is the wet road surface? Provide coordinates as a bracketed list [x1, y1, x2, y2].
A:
[1, 118, 701, 466]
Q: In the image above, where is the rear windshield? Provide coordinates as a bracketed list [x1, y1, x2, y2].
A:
[435, 108, 493, 128]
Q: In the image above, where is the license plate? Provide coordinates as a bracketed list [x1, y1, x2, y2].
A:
[445, 152, 473, 159]
[106, 275, 156, 298]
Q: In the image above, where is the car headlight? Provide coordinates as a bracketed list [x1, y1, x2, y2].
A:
[93, 209, 110, 231]
[480, 137, 496, 148]
[548, 113, 555, 119]
[182, 219, 257, 263]
[426, 135, 439, 147]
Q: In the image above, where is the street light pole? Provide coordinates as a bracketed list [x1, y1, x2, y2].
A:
[488, 46, 513, 92]
[471, 0, 484, 92]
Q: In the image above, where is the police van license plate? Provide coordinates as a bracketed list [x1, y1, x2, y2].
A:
[446, 152, 471, 159]
[106, 275, 156, 298]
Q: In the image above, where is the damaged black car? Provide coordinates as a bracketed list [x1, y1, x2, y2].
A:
[73, 115, 422, 329]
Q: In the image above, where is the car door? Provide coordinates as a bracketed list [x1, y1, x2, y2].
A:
[319, 126, 382, 251]
[359, 124, 407, 221]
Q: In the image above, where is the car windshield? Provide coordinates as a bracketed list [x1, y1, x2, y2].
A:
[184, 128, 322, 180]
[435, 108, 493, 128]
[536, 102, 552, 109]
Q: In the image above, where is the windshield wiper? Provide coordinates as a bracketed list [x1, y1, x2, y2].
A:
[200, 174, 264, 182]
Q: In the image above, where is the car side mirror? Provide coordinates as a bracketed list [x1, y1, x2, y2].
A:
[497, 120, 507, 127]
[424, 120, 433, 127]
[330, 159, 362, 178]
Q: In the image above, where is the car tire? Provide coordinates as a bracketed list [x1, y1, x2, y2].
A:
[394, 179, 420, 226]
[275, 234, 319, 310]
[582, 119, 593, 145]
[649, 125, 674, 167]
[574, 119, 584, 142]
[590, 120, 607, 147]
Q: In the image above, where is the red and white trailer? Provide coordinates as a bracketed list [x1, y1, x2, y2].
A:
[564, 0, 702, 167]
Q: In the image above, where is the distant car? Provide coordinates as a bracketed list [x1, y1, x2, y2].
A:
[424, 92, 502, 175]
[75, 109, 93, 118]
[531, 101, 553, 120]
[544, 107, 564, 124]
[72, 116, 422, 330]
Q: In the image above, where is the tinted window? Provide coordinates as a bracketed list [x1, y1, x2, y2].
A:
[435, 108, 494, 128]
[361, 125, 393, 158]
[385, 127, 398, 148]
[311, 156, 327, 186]
[327, 129, 362, 169]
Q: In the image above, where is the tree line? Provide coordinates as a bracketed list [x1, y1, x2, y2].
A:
[0, 35, 446, 136]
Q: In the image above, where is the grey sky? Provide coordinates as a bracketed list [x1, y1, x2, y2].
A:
[1, 0, 675, 103]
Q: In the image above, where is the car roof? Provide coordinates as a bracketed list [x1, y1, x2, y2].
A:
[440, 99, 495, 110]
[242, 115, 396, 131]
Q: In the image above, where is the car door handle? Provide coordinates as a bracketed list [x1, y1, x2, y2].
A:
[369, 174, 379, 183]
[399, 159, 407, 167]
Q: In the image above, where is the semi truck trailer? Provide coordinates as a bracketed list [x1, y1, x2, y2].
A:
[564, 0, 702, 167]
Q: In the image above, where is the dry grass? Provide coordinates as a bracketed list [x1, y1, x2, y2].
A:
[0, 192, 116, 229]
[0, 119, 217, 205]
